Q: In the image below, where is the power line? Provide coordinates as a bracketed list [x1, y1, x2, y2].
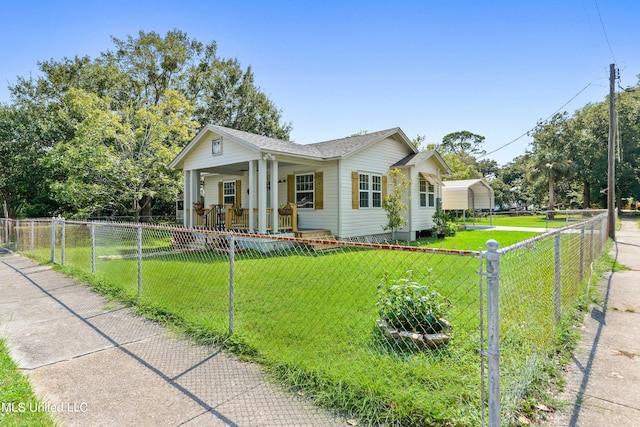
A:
[479, 82, 598, 159]
[594, 0, 617, 64]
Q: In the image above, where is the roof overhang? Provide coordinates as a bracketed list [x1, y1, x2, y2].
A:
[419, 172, 444, 186]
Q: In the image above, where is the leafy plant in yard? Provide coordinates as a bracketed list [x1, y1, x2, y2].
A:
[377, 270, 451, 335]
[432, 210, 457, 237]
[382, 168, 411, 240]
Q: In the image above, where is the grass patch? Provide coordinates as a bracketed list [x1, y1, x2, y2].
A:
[460, 213, 588, 229]
[419, 229, 539, 250]
[0, 337, 56, 426]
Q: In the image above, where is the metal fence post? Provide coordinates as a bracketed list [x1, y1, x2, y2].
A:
[589, 224, 594, 265]
[30, 220, 35, 253]
[485, 239, 501, 427]
[137, 225, 143, 295]
[229, 234, 235, 335]
[554, 233, 561, 323]
[479, 246, 486, 427]
[61, 218, 66, 265]
[91, 223, 96, 274]
[50, 217, 56, 263]
[579, 228, 585, 283]
[15, 219, 20, 251]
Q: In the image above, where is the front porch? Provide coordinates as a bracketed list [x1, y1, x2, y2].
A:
[190, 204, 298, 232]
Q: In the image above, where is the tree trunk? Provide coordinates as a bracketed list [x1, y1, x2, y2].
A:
[140, 195, 152, 222]
[548, 174, 556, 219]
[583, 180, 591, 209]
[133, 196, 140, 223]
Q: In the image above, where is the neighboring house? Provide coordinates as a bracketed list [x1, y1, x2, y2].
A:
[169, 124, 451, 241]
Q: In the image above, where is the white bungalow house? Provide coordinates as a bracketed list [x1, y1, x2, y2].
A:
[169, 124, 451, 241]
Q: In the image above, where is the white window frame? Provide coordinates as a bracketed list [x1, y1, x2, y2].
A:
[419, 177, 428, 207]
[419, 177, 436, 208]
[222, 180, 235, 205]
[212, 138, 222, 156]
[295, 173, 314, 209]
[428, 183, 435, 207]
[359, 172, 382, 209]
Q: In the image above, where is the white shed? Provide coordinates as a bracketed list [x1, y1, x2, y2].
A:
[442, 179, 494, 211]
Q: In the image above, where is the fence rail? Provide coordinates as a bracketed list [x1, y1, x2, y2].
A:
[0, 212, 609, 426]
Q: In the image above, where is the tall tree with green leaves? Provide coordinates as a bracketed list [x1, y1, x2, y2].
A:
[436, 130, 486, 180]
[567, 102, 608, 208]
[614, 87, 640, 206]
[44, 88, 197, 219]
[528, 113, 575, 213]
[0, 104, 63, 217]
[8, 29, 292, 219]
[438, 131, 486, 157]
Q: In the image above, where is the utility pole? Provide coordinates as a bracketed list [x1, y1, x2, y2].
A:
[607, 63, 616, 240]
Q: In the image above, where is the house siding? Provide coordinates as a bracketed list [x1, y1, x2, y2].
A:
[182, 130, 259, 171]
[279, 163, 339, 232]
[408, 168, 442, 233]
[338, 137, 410, 239]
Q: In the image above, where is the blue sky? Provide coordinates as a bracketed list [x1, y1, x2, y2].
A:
[1, 0, 638, 165]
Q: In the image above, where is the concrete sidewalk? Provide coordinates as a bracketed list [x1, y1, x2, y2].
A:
[0, 249, 344, 426]
[545, 215, 640, 426]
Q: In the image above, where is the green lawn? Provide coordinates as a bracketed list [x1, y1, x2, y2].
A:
[457, 212, 595, 229]
[12, 221, 603, 426]
[0, 338, 55, 427]
[419, 229, 539, 250]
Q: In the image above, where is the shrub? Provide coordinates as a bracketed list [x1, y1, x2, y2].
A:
[432, 210, 457, 237]
[376, 270, 451, 335]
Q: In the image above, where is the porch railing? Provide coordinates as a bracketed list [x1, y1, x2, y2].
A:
[224, 204, 297, 232]
[222, 204, 297, 232]
[189, 204, 298, 232]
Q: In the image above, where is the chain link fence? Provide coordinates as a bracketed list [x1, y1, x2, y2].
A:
[494, 212, 608, 424]
[0, 212, 608, 426]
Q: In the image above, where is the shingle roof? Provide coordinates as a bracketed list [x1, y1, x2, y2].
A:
[392, 150, 438, 167]
[307, 128, 402, 158]
[171, 124, 417, 169]
[209, 125, 324, 157]
[206, 125, 406, 159]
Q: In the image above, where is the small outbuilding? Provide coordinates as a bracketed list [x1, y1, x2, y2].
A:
[442, 179, 495, 224]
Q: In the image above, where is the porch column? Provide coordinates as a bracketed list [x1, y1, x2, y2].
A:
[258, 157, 268, 233]
[248, 160, 256, 232]
[271, 158, 279, 233]
[189, 170, 200, 228]
[183, 170, 190, 227]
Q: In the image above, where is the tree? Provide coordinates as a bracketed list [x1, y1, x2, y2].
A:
[478, 159, 500, 180]
[382, 168, 411, 240]
[436, 131, 486, 180]
[568, 102, 608, 208]
[438, 131, 486, 157]
[412, 134, 426, 150]
[44, 88, 197, 220]
[528, 113, 575, 214]
[499, 154, 538, 209]
[441, 154, 482, 180]
[615, 89, 640, 207]
[0, 104, 61, 218]
[8, 29, 292, 218]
